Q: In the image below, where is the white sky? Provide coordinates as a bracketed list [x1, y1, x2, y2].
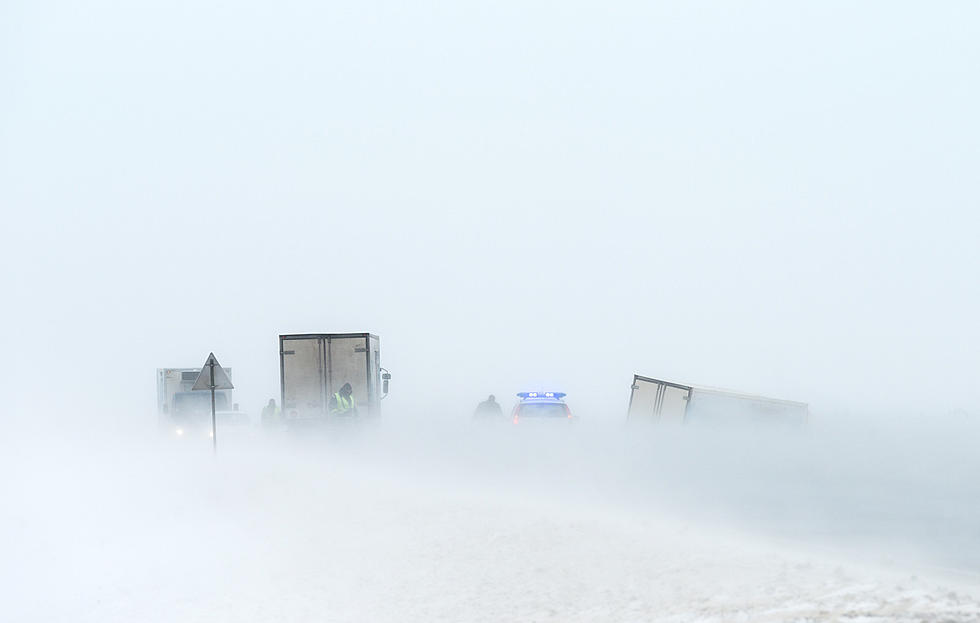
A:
[2, 1, 979, 417]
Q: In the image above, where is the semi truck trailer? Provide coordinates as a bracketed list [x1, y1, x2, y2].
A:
[627, 374, 808, 427]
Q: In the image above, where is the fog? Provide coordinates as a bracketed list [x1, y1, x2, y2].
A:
[3, 0, 980, 620]
[5, 413, 980, 620]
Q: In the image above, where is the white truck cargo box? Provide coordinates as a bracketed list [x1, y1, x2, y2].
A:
[279, 333, 386, 420]
[627, 374, 808, 427]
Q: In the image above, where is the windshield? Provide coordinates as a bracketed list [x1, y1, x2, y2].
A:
[518, 403, 569, 418]
[173, 392, 229, 416]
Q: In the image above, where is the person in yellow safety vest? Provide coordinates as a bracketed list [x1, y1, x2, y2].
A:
[329, 382, 357, 416]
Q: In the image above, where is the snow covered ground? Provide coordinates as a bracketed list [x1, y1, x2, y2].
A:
[3, 415, 980, 622]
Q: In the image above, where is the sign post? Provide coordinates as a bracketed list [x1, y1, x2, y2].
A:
[191, 352, 234, 454]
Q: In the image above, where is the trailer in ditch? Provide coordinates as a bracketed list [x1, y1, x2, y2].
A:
[627, 374, 808, 427]
[279, 333, 389, 421]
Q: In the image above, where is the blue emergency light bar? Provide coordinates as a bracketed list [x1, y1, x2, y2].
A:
[517, 392, 567, 399]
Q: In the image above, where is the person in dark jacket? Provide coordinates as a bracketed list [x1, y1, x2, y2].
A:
[474, 394, 503, 419]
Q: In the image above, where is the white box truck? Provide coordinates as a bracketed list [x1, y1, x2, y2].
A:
[156, 367, 244, 435]
[279, 333, 389, 422]
[627, 374, 808, 427]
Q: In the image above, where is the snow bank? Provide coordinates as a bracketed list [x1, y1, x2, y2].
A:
[3, 416, 979, 622]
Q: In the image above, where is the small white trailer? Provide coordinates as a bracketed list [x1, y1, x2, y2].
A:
[627, 375, 808, 427]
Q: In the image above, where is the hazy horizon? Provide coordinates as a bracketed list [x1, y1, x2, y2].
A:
[5, 2, 979, 422]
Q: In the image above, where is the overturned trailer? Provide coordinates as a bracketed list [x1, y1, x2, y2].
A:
[627, 375, 808, 427]
[279, 333, 389, 421]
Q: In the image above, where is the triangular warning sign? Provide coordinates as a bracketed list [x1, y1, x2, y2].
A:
[191, 352, 234, 390]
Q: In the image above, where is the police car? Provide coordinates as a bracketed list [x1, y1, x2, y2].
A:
[511, 392, 575, 423]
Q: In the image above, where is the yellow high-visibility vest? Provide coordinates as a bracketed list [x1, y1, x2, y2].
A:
[332, 393, 355, 414]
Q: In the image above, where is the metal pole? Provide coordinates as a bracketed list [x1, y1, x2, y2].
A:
[210, 361, 217, 454]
